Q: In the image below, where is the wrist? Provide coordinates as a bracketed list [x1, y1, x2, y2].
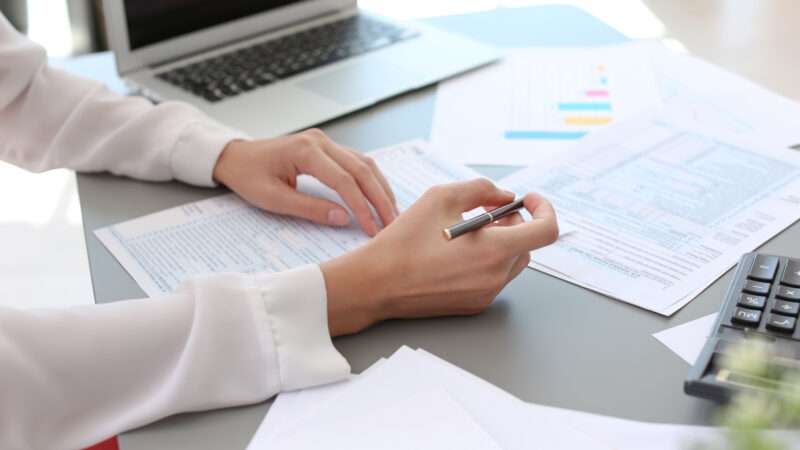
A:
[212, 139, 246, 186]
[321, 244, 393, 336]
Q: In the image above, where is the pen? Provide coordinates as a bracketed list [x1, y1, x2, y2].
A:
[442, 198, 525, 240]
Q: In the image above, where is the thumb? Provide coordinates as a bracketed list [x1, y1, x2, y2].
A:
[257, 183, 352, 227]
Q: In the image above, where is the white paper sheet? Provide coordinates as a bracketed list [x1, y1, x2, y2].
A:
[649, 45, 800, 151]
[264, 388, 503, 450]
[430, 44, 662, 165]
[500, 115, 800, 315]
[95, 141, 481, 296]
[256, 347, 608, 450]
[653, 313, 719, 364]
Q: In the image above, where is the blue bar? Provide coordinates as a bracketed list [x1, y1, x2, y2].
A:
[557, 102, 611, 111]
[504, 130, 587, 140]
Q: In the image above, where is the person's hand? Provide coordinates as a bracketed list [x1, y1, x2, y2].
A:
[212, 129, 398, 236]
[321, 178, 559, 336]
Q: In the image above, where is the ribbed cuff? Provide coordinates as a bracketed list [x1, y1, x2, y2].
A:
[254, 265, 351, 392]
[169, 120, 248, 187]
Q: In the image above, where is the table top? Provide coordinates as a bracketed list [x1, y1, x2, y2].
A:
[75, 4, 800, 449]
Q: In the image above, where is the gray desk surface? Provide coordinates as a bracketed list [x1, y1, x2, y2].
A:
[76, 5, 800, 449]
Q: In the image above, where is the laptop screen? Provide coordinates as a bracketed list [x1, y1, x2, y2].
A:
[124, 0, 305, 50]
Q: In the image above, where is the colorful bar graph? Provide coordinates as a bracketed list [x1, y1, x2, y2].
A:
[504, 130, 588, 140]
[558, 102, 612, 111]
[585, 90, 609, 97]
[564, 116, 613, 126]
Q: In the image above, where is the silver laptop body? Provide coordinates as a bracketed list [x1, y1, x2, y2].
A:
[103, 0, 499, 138]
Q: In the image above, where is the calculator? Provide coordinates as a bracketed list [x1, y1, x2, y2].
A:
[685, 252, 800, 402]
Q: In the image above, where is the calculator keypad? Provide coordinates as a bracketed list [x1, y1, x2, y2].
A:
[743, 280, 770, 296]
[748, 254, 779, 281]
[777, 286, 800, 301]
[724, 254, 800, 340]
[766, 315, 796, 332]
[732, 307, 761, 325]
[738, 294, 766, 309]
[772, 300, 800, 316]
[782, 259, 800, 287]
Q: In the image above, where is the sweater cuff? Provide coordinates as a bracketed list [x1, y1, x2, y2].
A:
[169, 120, 248, 187]
[254, 265, 351, 392]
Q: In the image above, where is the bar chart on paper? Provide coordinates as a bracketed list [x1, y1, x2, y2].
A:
[431, 45, 662, 165]
[504, 61, 616, 141]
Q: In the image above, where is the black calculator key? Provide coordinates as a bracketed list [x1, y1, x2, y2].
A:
[738, 294, 766, 310]
[766, 314, 796, 332]
[781, 259, 800, 287]
[748, 255, 779, 281]
[777, 286, 800, 301]
[742, 280, 770, 296]
[731, 307, 762, 325]
[772, 300, 800, 317]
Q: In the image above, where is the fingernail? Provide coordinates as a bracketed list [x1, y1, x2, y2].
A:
[503, 190, 516, 197]
[328, 209, 350, 226]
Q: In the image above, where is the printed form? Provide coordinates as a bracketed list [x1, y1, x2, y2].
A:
[499, 115, 800, 315]
[96, 141, 480, 296]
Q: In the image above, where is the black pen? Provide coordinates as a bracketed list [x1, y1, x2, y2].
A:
[442, 198, 525, 240]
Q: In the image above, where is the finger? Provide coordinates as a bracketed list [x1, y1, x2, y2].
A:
[359, 153, 398, 214]
[487, 193, 559, 255]
[506, 252, 531, 283]
[255, 181, 352, 227]
[324, 145, 397, 228]
[296, 149, 380, 236]
[441, 178, 516, 214]
[489, 211, 523, 228]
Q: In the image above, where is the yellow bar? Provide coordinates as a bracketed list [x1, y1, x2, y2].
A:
[564, 116, 613, 125]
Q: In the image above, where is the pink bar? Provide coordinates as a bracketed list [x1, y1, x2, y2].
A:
[586, 90, 609, 97]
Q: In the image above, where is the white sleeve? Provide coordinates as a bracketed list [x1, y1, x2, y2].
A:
[0, 265, 350, 450]
[0, 13, 246, 187]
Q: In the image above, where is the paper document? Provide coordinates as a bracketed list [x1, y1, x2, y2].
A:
[500, 115, 800, 315]
[653, 313, 719, 365]
[249, 346, 609, 450]
[95, 141, 480, 296]
[268, 389, 502, 450]
[649, 46, 800, 151]
[431, 45, 662, 165]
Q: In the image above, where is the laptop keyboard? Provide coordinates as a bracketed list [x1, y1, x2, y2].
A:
[156, 15, 418, 103]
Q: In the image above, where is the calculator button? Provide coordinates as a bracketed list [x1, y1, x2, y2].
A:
[766, 314, 796, 332]
[731, 307, 762, 326]
[777, 286, 800, 301]
[748, 255, 779, 281]
[742, 280, 770, 296]
[772, 300, 800, 317]
[781, 259, 800, 287]
[737, 294, 766, 310]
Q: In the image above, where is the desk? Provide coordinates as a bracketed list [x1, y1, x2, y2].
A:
[75, 4, 800, 449]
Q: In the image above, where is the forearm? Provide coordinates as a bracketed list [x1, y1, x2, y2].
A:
[0, 266, 349, 450]
[0, 14, 244, 186]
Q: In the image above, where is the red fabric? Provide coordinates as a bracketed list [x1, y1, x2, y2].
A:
[84, 436, 119, 450]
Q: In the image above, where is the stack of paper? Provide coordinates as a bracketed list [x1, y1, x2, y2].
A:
[248, 346, 727, 450]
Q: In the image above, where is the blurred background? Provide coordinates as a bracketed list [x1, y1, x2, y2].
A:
[1, 0, 797, 101]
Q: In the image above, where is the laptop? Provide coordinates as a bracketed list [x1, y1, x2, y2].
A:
[102, 0, 499, 138]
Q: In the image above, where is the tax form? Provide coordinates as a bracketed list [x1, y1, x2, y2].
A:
[95, 141, 480, 296]
[499, 114, 800, 315]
